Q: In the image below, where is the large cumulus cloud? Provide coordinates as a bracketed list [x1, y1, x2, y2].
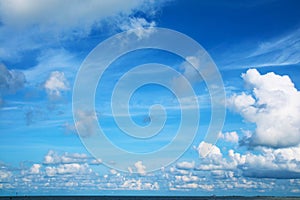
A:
[228, 68, 300, 148]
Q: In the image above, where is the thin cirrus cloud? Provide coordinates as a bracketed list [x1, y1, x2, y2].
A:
[222, 29, 300, 69]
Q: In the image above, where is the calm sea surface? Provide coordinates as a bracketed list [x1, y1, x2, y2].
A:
[0, 196, 300, 200]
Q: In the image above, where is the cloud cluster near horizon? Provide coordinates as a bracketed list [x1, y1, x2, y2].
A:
[0, 0, 300, 196]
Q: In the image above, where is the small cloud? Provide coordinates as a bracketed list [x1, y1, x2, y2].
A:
[176, 161, 195, 170]
[44, 71, 69, 100]
[120, 17, 156, 39]
[43, 150, 89, 164]
[29, 164, 41, 174]
[219, 131, 239, 143]
[91, 159, 102, 165]
[110, 169, 118, 175]
[197, 141, 222, 158]
[134, 161, 146, 176]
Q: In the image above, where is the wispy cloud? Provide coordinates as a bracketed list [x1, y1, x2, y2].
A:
[0, 64, 26, 107]
[222, 29, 300, 69]
[0, 0, 165, 64]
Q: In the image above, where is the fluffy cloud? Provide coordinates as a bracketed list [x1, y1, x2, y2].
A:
[120, 17, 156, 39]
[228, 69, 300, 148]
[46, 163, 91, 176]
[219, 131, 239, 143]
[176, 161, 195, 170]
[1, 149, 300, 194]
[134, 161, 146, 176]
[121, 178, 159, 190]
[0, 169, 12, 180]
[44, 71, 69, 99]
[44, 150, 89, 164]
[195, 141, 300, 179]
[29, 164, 41, 174]
[197, 141, 222, 158]
[240, 146, 300, 179]
[196, 145, 241, 171]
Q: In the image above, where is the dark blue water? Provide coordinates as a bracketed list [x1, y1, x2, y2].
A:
[0, 196, 300, 200]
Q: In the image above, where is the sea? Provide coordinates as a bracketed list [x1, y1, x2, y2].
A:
[0, 196, 300, 200]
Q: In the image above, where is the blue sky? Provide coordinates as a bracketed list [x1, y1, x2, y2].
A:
[1, 0, 300, 196]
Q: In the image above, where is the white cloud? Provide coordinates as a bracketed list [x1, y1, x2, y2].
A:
[91, 158, 102, 165]
[121, 178, 159, 190]
[0, 169, 12, 180]
[219, 131, 239, 143]
[174, 174, 199, 183]
[176, 161, 195, 170]
[29, 164, 41, 174]
[228, 69, 300, 148]
[45, 163, 90, 176]
[2, 148, 300, 193]
[134, 161, 146, 176]
[110, 169, 118, 175]
[223, 29, 300, 69]
[56, 163, 90, 174]
[0, 0, 145, 33]
[120, 17, 156, 39]
[24, 48, 77, 83]
[249, 29, 300, 66]
[196, 141, 300, 179]
[0, 1, 163, 62]
[44, 71, 69, 99]
[44, 150, 89, 164]
[195, 141, 247, 173]
[240, 145, 300, 179]
[227, 92, 255, 114]
[197, 141, 222, 158]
